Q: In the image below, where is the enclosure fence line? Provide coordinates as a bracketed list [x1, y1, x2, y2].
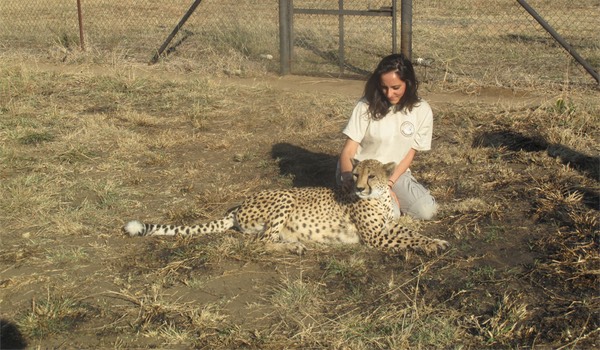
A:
[1, 0, 598, 87]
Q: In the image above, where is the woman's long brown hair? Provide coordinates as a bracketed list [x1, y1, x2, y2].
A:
[363, 53, 420, 120]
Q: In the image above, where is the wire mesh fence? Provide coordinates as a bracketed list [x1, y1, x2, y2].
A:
[412, 0, 600, 88]
[286, 0, 398, 77]
[1, 0, 598, 88]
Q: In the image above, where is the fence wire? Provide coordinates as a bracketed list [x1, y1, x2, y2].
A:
[411, 0, 599, 88]
[1, 0, 598, 87]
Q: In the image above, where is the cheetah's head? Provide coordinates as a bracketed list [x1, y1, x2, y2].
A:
[351, 159, 396, 199]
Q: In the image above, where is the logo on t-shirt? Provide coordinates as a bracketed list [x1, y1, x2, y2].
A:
[400, 121, 415, 137]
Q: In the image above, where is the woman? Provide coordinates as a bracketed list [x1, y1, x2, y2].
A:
[338, 53, 437, 220]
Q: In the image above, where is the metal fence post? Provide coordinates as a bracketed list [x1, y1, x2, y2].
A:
[279, 0, 293, 75]
[338, 0, 345, 74]
[392, 0, 397, 54]
[517, 0, 599, 85]
[400, 0, 412, 60]
[149, 0, 203, 64]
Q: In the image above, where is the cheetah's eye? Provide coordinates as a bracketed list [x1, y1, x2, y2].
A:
[368, 174, 375, 180]
[352, 174, 358, 180]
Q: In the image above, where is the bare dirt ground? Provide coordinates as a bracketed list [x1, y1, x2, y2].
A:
[1, 60, 598, 349]
[28, 60, 544, 107]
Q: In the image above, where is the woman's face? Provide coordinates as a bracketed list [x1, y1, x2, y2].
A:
[380, 71, 406, 105]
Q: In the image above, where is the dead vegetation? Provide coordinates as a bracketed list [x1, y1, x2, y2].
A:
[0, 54, 598, 349]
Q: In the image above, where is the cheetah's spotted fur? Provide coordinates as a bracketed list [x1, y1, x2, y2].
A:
[124, 159, 449, 255]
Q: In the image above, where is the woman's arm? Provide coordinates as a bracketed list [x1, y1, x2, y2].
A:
[339, 138, 360, 185]
[389, 148, 416, 184]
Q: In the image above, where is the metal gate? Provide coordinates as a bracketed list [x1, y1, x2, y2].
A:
[279, 0, 407, 77]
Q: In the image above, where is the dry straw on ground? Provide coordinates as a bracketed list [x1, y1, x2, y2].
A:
[0, 48, 598, 348]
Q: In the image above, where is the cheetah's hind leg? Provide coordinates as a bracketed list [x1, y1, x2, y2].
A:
[257, 223, 307, 256]
[387, 223, 450, 255]
[263, 241, 307, 256]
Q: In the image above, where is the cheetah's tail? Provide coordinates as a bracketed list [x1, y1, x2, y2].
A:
[124, 211, 237, 237]
[123, 220, 215, 237]
[123, 220, 150, 236]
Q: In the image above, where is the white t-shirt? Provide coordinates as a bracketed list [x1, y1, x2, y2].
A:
[342, 99, 433, 164]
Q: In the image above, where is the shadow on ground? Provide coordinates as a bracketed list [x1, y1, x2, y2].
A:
[0, 318, 27, 350]
[293, 35, 371, 78]
[271, 143, 338, 188]
[473, 130, 599, 209]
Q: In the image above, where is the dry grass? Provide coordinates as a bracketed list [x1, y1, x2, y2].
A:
[0, 49, 598, 349]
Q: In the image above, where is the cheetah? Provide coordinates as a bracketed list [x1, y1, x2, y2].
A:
[124, 159, 449, 256]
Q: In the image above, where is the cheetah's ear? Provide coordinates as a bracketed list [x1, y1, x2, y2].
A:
[383, 162, 397, 176]
[351, 158, 360, 168]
